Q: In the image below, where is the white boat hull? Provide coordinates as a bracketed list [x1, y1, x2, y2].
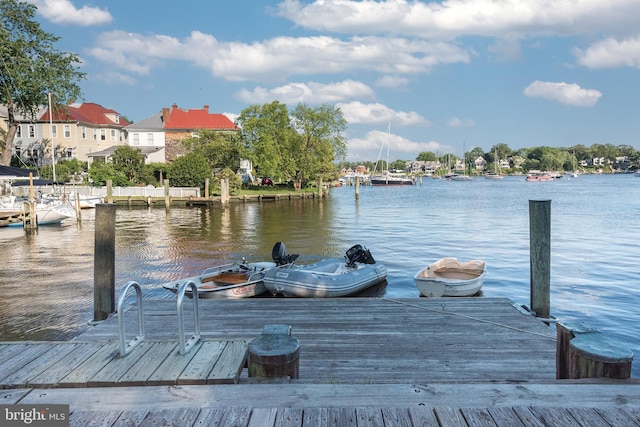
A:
[263, 257, 388, 297]
[414, 258, 486, 297]
[162, 262, 275, 299]
[1, 200, 76, 227]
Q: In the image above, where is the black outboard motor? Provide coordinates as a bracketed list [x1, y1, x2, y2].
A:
[272, 242, 299, 266]
[345, 244, 376, 267]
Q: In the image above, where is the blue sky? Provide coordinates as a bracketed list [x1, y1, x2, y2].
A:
[26, 0, 640, 162]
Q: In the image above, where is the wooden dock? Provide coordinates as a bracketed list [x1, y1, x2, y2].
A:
[2, 297, 639, 426]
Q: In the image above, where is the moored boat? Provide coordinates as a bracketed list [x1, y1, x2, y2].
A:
[526, 171, 554, 181]
[162, 242, 298, 299]
[263, 244, 387, 297]
[162, 262, 273, 299]
[370, 173, 415, 186]
[0, 197, 76, 227]
[414, 257, 486, 297]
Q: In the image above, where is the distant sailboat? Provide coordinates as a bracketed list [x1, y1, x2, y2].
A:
[446, 143, 472, 181]
[369, 124, 414, 186]
[485, 149, 504, 179]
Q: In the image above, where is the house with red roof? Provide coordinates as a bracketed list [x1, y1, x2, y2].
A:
[37, 102, 130, 163]
[4, 102, 130, 165]
[125, 104, 238, 163]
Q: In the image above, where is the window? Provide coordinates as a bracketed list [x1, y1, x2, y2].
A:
[51, 125, 57, 138]
[16, 126, 22, 138]
[66, 148, 73, 158]
[28, 125, 35, 138]
[132, 133, 139, 146]
[64, 124, 71, 138]
[100, 129, 106, 141]
[82, 126, 86, 139]
[93, 129, 97, 140]
[115, 115, 120, 124]
[147, 133, 153, 144]
[111, 129, 116, 141]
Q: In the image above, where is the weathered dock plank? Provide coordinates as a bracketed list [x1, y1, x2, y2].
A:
[117, 341, 179, 386]
[28, 343, 104, 387]
[74, 298, 558, 384]
[57, 343, 118, 387]
[208, 340, 249, 384]
[177, 341, 226, 385]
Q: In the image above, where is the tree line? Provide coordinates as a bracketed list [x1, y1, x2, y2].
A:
[338, 142, 640, 175]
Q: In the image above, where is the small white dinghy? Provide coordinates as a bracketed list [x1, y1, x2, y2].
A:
[162, 261, 274, 299]
[263, 244, 387, 298]
[414, 257, 486, 297]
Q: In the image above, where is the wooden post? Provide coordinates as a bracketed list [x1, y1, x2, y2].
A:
[106, 179, 113, 204]
[529, 200, 551, 319]
[75, 192, 82, 221]
[204, 178, 209, 198]
[557, 322, 633, 379]
[22, 201, 37, 231]
[248, 324, 300, 379]
[221, 178, 229, 206]
[317, 176, 323, 198]
[94, 203, 116, 322]
[355, 175, 360, 199]
[164, 179, 171, 210]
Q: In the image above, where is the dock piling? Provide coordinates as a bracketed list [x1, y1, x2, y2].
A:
[93, 203, 116, 322]
[248, 324, 300, 379]
[529, 199, 551, 319]
[557, 322, 633, 379]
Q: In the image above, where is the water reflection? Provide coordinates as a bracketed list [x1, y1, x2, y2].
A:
[1, 175, 640, 378]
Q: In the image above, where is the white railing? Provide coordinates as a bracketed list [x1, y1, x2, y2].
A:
[58, 185, 201, 198]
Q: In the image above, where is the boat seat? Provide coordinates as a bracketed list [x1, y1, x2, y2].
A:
[305, 261, 342, 274]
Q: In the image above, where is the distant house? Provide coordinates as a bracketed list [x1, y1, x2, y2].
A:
[472, 156, 486, 170]
[126, 104, 238, 163]
[39, 102, 131, 162]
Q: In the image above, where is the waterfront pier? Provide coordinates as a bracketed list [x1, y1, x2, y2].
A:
[1, 297, 638, 426]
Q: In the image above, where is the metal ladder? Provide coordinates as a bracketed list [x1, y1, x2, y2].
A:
[116, 280, 201, 357]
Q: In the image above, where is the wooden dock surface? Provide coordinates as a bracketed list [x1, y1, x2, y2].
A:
[3, 297, 639, 426]
[77, 297, 559, 383]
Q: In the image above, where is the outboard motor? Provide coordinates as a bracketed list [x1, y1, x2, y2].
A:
[346, 244, 376, 267]
[272, 242, 299, 266]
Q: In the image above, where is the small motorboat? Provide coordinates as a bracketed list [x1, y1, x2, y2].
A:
[414, 257, 486, 297]
[263, 244, 388, 297]
[162, 242, 299, 299]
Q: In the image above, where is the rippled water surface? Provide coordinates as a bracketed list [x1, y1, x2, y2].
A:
[1, 174, 639, 375]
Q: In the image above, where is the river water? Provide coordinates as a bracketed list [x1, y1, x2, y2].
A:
[1, 174, 639, 376]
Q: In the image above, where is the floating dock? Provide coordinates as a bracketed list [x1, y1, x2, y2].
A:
[2, 297, 638, 426]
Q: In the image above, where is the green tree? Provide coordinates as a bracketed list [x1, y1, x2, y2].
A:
[168, 152, 212, 190]
[390, 160, 407, 171]
[88, 161, 128, 186]
[416, 151, 437, 161]
[289, 103, 347, 189]
[236, 101, 295, 181]
[0, 0, 85, 165]
[111, 146, 145, 184]
[182, 129, 244, 170]
[238, 102, 347, 189]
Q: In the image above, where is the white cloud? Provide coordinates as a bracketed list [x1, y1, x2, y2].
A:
[30, 0, 112, 26]
[447, 117, 476, 127]
[573, 36, 640, 69]
[276, 0, 640, 40]
[223, 112, 239, 123]
[87, 31, 471, 82]
[347, 129, 441, 161]
[337, 101, 431, 126]
[375, 75, 410, 88]
[523, 81, 602, 107]
[236, 80, 376, 104]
